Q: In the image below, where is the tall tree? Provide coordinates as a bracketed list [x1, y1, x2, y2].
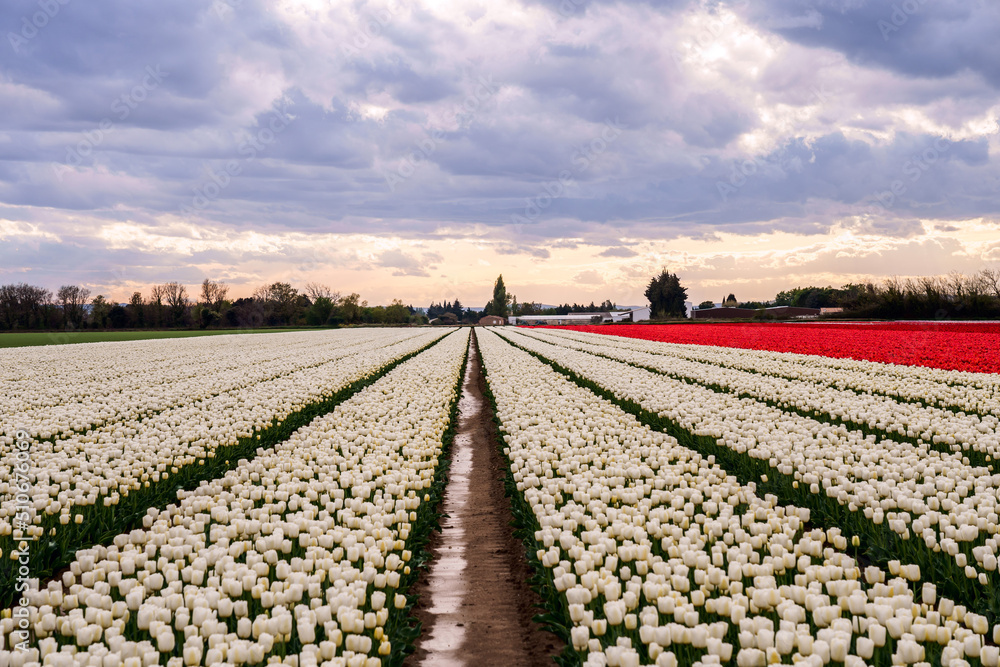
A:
[162, 282, 189, 326]
[644, 270, 688, 319]
[127, 291, 145, 327]
[148, 284, 167, 327]
[90, 295, 111, 328]
[485, 274, 510, 318]
[338, 293, 364, 324]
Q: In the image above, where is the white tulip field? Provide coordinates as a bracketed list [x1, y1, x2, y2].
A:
[4, 326, 1000, 666]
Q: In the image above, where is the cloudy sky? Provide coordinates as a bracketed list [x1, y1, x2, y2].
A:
[1, 0, 998, 306]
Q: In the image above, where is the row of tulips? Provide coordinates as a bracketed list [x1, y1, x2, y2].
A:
[0, 329, 451, 608]
[0, 329, 469, 666]
[477, 328, 1000, 667]
[498, 328, 1000, 621]
[1, 330, 406, 443]
[545, 323, 1000, 375]
[539, 329, 1000, 419]
[527, 329, 999, 467]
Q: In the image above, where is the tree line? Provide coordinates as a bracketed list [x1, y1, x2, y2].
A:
[0, 280, 426, 331]
[425, 300, 480, 324]
[7, 268, 999, 332]
[695, 269, 1000, 319]
[778, 270, 1000, 319]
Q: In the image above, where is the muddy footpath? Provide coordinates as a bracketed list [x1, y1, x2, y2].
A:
[406, 333, 563, 666]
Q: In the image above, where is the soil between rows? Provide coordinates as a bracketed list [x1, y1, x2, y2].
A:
[407, 332, 562, 666]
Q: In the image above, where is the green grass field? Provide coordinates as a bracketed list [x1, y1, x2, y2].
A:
[0, 328, 317, 349]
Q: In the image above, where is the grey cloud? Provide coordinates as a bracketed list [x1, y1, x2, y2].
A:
[741, 1, 1000, 88]
[344, 60, 459, 104]
[495, 244, 552, 259]
[598, 246, 638, 257]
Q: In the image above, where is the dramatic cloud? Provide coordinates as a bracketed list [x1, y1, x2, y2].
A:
[1, 0, 997, 304]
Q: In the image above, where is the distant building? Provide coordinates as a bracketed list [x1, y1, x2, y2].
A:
[509, 306, 651, 326]
[478, 315, 506, 326]
[820, 307, 844, 315]
[693, 307, 758, 320]
[768, 306, 821, 319]
[693, 306, 821, 320]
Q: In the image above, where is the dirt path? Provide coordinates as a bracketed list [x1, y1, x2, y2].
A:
[407, 331, 563, 666]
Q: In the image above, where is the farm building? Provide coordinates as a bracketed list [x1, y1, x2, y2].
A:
[478, 315, 506, 326]
[509, 306, 651, 326]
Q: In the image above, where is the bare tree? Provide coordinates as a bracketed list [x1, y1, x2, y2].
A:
[200, 279, 229, 309]
[147, 282, 189, 327]
[57, 284, 91, 328]
[966, 271, 989, 299]
[148, 284, 165, 305]
[162, 283, 189, 326]
[304, 282, 339, 303]
[945, 271, 968, 301]
[253, 282, 300, 324]
[980, 268, 1000, 299]
[148, 284, 167, 327]
[161, 282, 188, 310]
